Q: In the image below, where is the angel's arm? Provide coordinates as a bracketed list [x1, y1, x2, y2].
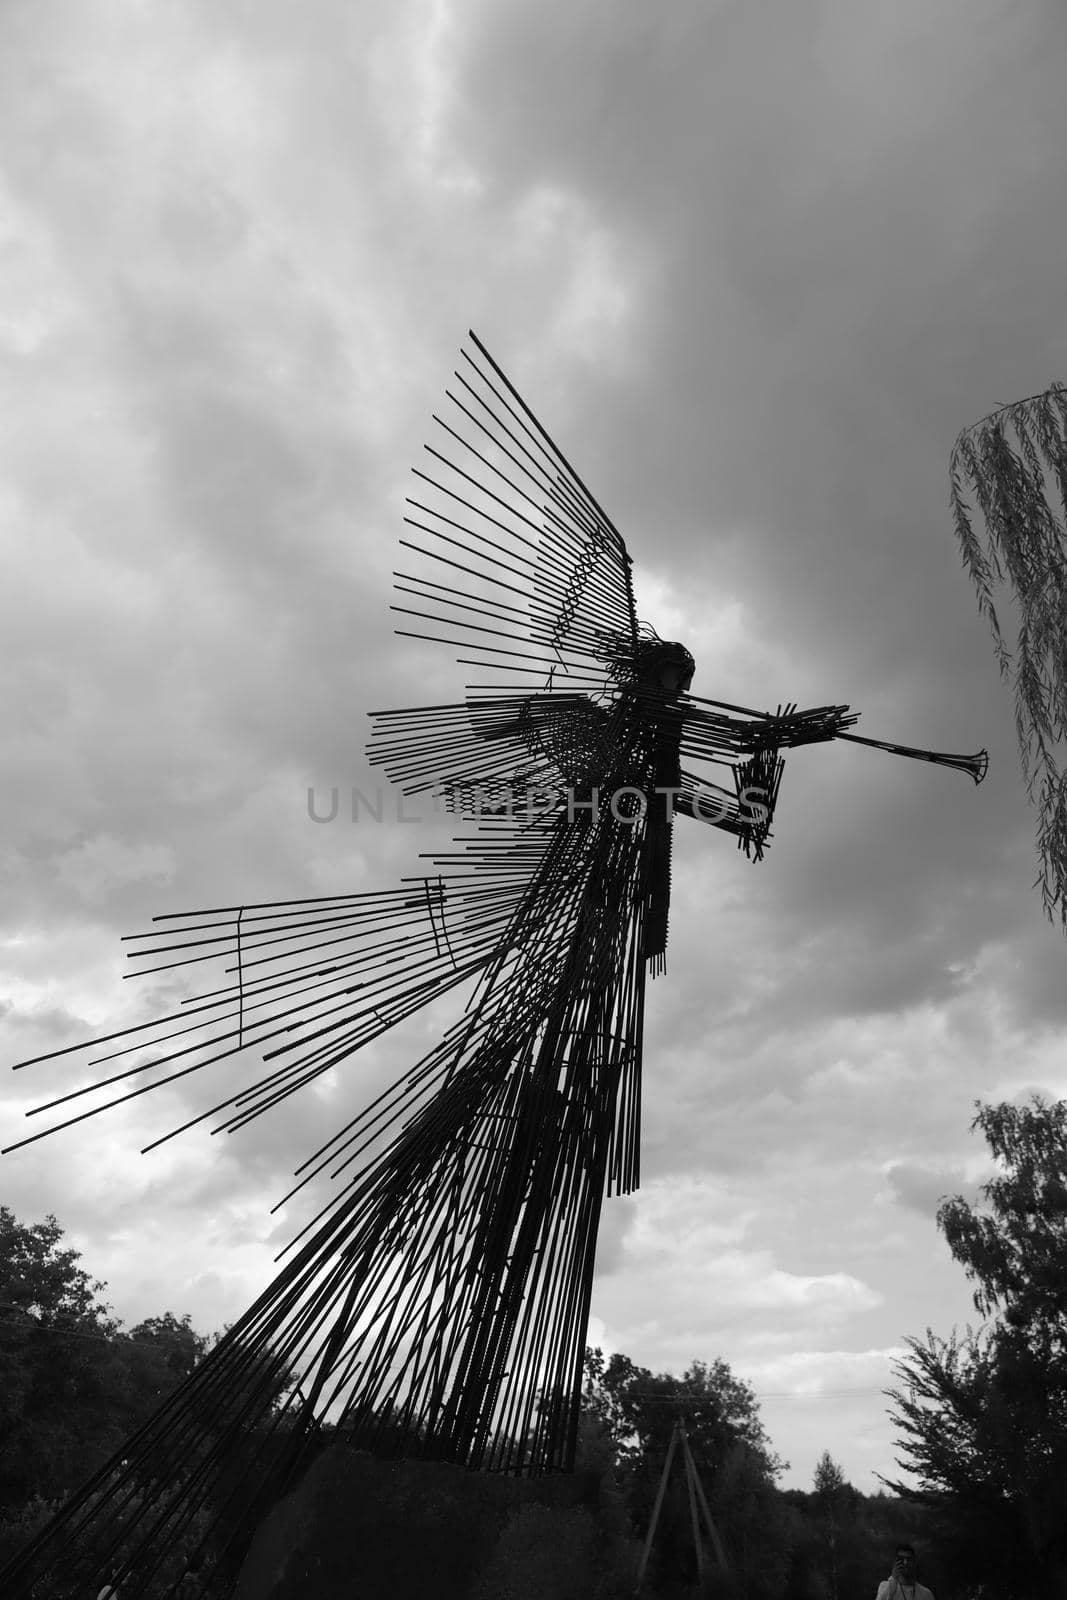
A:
[677, 699, 857, 769]
[672, 701, 855, 860]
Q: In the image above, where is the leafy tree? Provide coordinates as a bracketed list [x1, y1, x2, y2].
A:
[950, 388, 1067, 927]
[583, 1346, 785, 1596]
[0, 1207, 117, 1333]
[0, 1208, 210, 1518]
[713, 1439, 792, 1600]
[584, 1347, 782, 1482]
[812, 1450, 846, 1498]
[813, 1450, 846, 1600]
[129, 1311, 208, 1381]
[0, 1208, 124, 1509]
[885, 1097, 1067, 1598]
[809, 1451, 873, 1600]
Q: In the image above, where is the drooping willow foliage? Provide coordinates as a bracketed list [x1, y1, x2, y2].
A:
[950, 385, 1067, 929]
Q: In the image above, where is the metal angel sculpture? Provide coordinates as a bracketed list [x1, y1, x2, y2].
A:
[2, 333, 987, 1596]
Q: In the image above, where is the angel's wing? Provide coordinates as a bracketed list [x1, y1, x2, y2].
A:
[4, 333, 643, 1166]
[365, 330, 644, 821]
[395, 330, 638, 698]
[4, 875, 521, 1158]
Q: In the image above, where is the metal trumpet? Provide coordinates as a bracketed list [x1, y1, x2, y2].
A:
[836, 730, 988, 784]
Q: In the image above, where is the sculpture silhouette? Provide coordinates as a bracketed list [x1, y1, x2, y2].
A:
[1, 333, 986, 1596]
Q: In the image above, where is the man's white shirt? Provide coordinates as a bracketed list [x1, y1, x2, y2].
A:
[876, 1580, 935, 1600]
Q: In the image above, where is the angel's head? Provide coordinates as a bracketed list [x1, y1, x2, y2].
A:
[635, 637, 695, 696]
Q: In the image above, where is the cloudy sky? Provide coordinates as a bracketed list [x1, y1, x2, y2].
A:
[4, 0, 1067, 1494]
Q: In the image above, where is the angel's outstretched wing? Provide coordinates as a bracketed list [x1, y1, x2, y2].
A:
[4, 875, 511, 1158]
[394, 330, 638, 698]
[4, 334, 643, 1166]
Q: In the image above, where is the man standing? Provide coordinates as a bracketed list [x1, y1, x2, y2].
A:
[876, 1543, 935, 1600]
[883, 1548, 940, 1600]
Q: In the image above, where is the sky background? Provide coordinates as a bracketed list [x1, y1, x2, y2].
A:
[3, 0, 1067, 1494]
